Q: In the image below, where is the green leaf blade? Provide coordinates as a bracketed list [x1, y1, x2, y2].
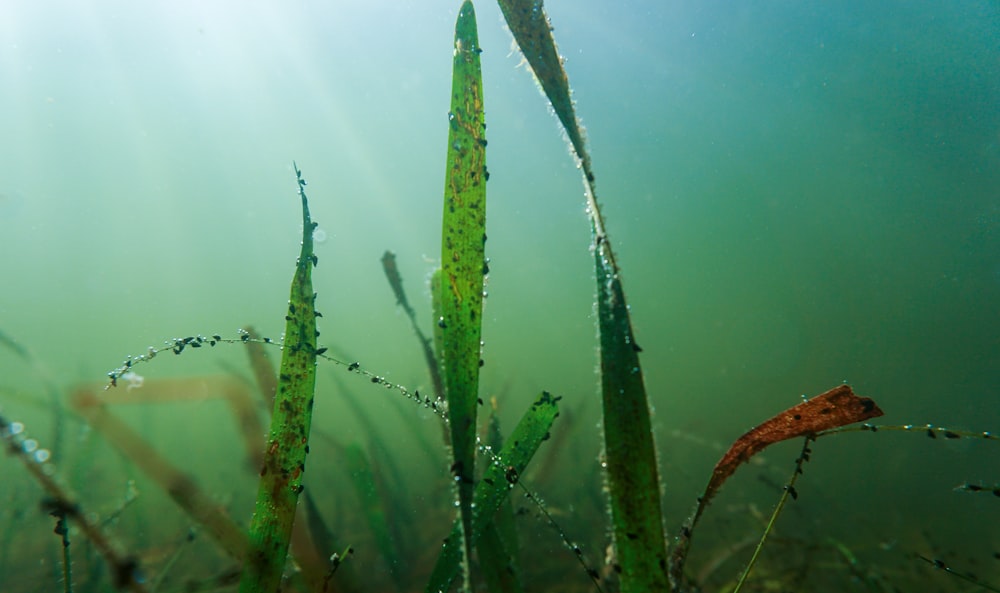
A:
[239, 164, 320, 593]
[496, 0, 588, 175]
[595, 255, 669, 591]
[497, 2, 669, 590]
[425, 391, 560, 593]
[440, 0, 488, 589]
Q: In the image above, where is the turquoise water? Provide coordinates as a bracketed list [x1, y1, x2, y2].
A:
[1, 1, 997, 591]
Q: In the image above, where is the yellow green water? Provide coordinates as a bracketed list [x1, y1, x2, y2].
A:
[0, 1, 997, 591]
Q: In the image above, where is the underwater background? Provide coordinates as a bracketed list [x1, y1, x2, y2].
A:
[1, 0, 997, 591]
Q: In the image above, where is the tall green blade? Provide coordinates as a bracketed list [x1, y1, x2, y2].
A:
[440, 1, 488, 589]
[497, 1, 668, 590]
[594, 247, 668, 590]
[239, 164, 320, 593]
[425, 392, 560, 593]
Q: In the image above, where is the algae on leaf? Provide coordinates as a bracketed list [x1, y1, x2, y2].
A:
[496, 1, 669, 590]
[240, 164, 321, 593]
[431, 267, 446, 383]
[439, 1, 489, 590]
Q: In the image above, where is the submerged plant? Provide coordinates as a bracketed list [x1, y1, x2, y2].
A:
[437, 3, 489, 589]
[0, 2, 996, 593]
[496, 1, 668, 589]
[238, 164, 321, 593]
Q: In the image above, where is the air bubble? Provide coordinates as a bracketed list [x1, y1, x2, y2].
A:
[34, 449, 50, 463]
[313, 227, 328, 243]
[22, 438, 38, 453]
[9, 422, 24, 435]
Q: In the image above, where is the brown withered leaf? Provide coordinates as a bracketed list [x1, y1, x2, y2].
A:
[669, 384, 883, 588]
[706, 384, 883, 501]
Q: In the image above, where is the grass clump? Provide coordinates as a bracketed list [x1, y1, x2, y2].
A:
[0, 3, 996, 593]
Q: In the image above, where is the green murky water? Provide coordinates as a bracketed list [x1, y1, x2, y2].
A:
[1, 1, 997, 591]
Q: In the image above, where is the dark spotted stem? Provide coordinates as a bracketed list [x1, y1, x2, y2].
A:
[440, 2, 488, 591]
[496, 1, 669, 591]
[239, 163, 319, 593]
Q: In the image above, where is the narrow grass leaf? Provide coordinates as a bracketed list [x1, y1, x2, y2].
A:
[381, 251, 445, 403]
[494, 0, 588, 175]
[240, 164, 320, 593]
[478, 405, 525, 593]
[497, 1, 668, 590]
[440, 1, 488, 589]
[478, 526, 523, 593]
[594, 245, 669, 591]
[425, 391, 560, 593]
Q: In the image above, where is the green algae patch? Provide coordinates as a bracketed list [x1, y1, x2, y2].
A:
[440, 1, 488, 589]
[425, 391, 560, 593]
[239, 164, 320, 593]
[497, 1, 668, 590]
